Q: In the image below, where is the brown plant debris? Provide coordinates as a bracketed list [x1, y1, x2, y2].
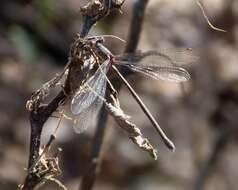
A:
[19, 148, 66, 190]
[80, 0, 104, 17]
[106, 94, 158, 160]
[80, 0, 125, 17]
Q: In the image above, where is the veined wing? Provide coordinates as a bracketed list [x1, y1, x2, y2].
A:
[121, 64, 190, 82]
[116, 48, 199, 67]
[115, 49, 194, 82]
[72, 96, 104, 134]
[71, 59, 110, 115]
[149, 48, 199, 66]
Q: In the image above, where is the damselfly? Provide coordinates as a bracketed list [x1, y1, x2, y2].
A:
[68, 35, 198, 151]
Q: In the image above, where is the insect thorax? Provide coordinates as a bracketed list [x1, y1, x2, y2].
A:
[67, 37, 99, 95]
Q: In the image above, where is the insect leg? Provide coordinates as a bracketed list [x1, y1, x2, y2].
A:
[90, 44, 118, 95]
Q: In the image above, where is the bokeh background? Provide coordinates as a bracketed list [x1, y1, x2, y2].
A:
[0, 0, 238, 189]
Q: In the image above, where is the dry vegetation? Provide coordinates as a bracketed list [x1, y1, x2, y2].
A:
[0, 0, 238, 190]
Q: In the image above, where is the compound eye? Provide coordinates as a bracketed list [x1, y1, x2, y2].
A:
[88, 40, 94, 47]
[96, 39, 103, 45]
[100, 37, 105, 43]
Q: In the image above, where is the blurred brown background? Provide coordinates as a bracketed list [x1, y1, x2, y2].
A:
[0, 0, 238, 189]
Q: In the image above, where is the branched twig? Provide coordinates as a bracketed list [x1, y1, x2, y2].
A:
[22, 1, 125, 189]
[80, 1, 149, 190]
[80, 0, 125, 37]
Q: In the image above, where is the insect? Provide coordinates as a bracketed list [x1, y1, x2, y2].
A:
[67, 35, 198, 151]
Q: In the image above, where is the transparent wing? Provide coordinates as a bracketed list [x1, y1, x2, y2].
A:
[116, 48, 199, 67]
[115, 49, 195, 82]
[122, 64, 190, 82]
[72, 97, 104, 133]
[150, 48, 199, 66]
[71, 59, 110, 115]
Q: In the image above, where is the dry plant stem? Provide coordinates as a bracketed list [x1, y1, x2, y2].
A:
[28, 110, 63, 172]
[80, 1, 149, 190]
[80, 0, 125, 37]
[23, 92, 66, 190]
[80, 104, 109, 190]
[125, 0, 149, 53]
[91, 105, 109, 160]
[23, 0, 122, 188]
[27, 91, 66, 168]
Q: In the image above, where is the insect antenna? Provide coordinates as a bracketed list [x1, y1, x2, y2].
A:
[111, 65, 175, 151]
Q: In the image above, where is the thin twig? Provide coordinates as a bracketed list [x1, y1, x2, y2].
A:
[80, 104, 109, 190]
[196, 0, 227, 33]
[125, 0, 149, 53]
[194, 128, 231, 190]
[194, 84, 238, 190]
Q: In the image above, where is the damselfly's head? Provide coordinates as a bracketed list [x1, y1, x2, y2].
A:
[86, 35, 104, 45]
[70, 36, 97, 65]
[86, 35, 126, 45]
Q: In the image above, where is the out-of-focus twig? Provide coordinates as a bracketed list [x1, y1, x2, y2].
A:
[194, 84, 238, 190]
[0, 1, 70, 64]
[193, 129, 230, 190]
[80, 104, 109, 190]
[80, 1, 149, 190]
[125, 0, 149, 53]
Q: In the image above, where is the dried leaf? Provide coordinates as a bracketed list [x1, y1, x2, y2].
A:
[106, 102, 158, 160]
[80, 0, 104, 17]
[19, 147, 64, 190]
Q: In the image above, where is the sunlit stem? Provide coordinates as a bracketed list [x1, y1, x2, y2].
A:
[112, 65, 175, 151]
